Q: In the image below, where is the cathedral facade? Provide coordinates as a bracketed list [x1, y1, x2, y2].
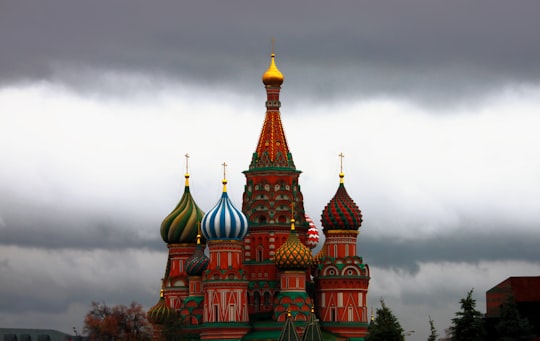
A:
[148, 51, 370, 341]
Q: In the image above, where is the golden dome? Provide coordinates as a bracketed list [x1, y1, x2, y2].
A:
[262, 53, 284, 86]
[274, 219, 313, 271]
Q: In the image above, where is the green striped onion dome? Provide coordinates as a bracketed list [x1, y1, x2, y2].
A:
[320, 173, 362, 231]
[274, 220, 313, 271]
[161, 175, 205, 244]
[147, 291, 176, 325]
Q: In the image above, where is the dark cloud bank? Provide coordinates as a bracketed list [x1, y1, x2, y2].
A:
[1, 211, 537, 274]
[2, 1, 540, 104]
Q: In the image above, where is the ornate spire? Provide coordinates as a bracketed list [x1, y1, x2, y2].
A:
[249, 45, 296, 170]
[278, 311, 301, 341]
[302, 306, 324, 341]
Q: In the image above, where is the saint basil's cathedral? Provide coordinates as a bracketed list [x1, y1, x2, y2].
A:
[147, 50, 371, 341]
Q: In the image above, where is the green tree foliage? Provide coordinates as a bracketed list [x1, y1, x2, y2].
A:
[427, 315, 438, 341]
[84, 301, 152, 341]
[160, 315, 187, 341]
[495, 295, 534, 341]
[449, 289, 485, 341]
[367, 298, 404, 341]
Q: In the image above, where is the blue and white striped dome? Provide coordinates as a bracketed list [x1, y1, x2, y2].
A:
[201, 180, 248, 241]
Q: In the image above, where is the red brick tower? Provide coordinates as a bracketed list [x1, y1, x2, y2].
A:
[242, 49, 309, 318]
[160, 155, 205, 310]
[314, 155, 371, 339]
[200, 169, 251, 340]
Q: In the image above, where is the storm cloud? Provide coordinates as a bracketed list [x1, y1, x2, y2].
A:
[2, 1, 540, 340]
[2, 1, 540, 104]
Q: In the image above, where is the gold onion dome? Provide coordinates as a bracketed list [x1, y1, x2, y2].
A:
[321, 172, 362, 231]
[147, 290, 176, 325]
[161, 173, 206, 244]
[262, 53, 284, 86]
[274, 218, 313, 271]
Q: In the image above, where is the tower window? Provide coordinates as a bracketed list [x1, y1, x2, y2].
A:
[256, 246, 264, 262]
[330, 307, 337, 322]
[213, 305, 219, 322]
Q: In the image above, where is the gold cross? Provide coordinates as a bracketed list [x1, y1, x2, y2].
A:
[338, 152, 345, 173]
[185, 153, 190, 174]
[222, 161, 228, 179]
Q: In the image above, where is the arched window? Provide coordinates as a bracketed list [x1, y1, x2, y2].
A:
[256, 246, 264, 262]
[263, 292, 271, 305]
[254, 292, 261, 312]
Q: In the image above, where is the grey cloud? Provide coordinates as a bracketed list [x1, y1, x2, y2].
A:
[358, 229, 540, 273]
[0, 208, 163, 251]
[2, 1, 540, 104]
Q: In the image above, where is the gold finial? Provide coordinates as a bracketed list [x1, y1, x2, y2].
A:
[222, 162, 228, 192]
[311, 305, 315, 313]
[338, 152, 345, 183]
[262, 40, 284, 86]
[159, 288, 164, 298]
[184, 153, 190, 186]
[196, 222, 201, 245]
[287, 310, 292, 318]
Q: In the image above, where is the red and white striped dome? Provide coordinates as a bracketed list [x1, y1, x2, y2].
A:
[305, 214, 319, 249]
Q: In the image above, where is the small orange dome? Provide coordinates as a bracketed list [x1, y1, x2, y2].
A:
[262, 53, 284, 86]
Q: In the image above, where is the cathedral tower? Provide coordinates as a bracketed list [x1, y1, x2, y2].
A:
[242, 50, 309, 317]
[200, 167, 251, 340]
[314, 157, 370, 339]
[160, 155, 205, 310]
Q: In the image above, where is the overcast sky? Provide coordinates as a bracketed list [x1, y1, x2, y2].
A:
[1, 1, 540, 339]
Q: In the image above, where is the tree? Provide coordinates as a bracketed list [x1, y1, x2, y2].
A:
[449, 289, 485, 341]
[84, 301, 152, 341]
[427, 315, 438, 341]
[495, 295, 534, 341]
[367, 298, 404, 341]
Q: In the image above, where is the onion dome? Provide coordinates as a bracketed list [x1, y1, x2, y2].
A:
[161, 172, 205, 244]
[185, 233, 209, 276]
[305, 214, 320, 249]
[201, 176, 248, 241]
[262, 53, 284, 86]
[321, 171, 362, 231]
[147, 290, 176, 325]
[274, 218, 313, 271]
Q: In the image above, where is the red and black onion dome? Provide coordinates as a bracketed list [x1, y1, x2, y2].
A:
[274, 219, 313, 271]
[147, 290, 176, 325]
[321, 173, 362, 231]
[185, 241, 209, 276]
